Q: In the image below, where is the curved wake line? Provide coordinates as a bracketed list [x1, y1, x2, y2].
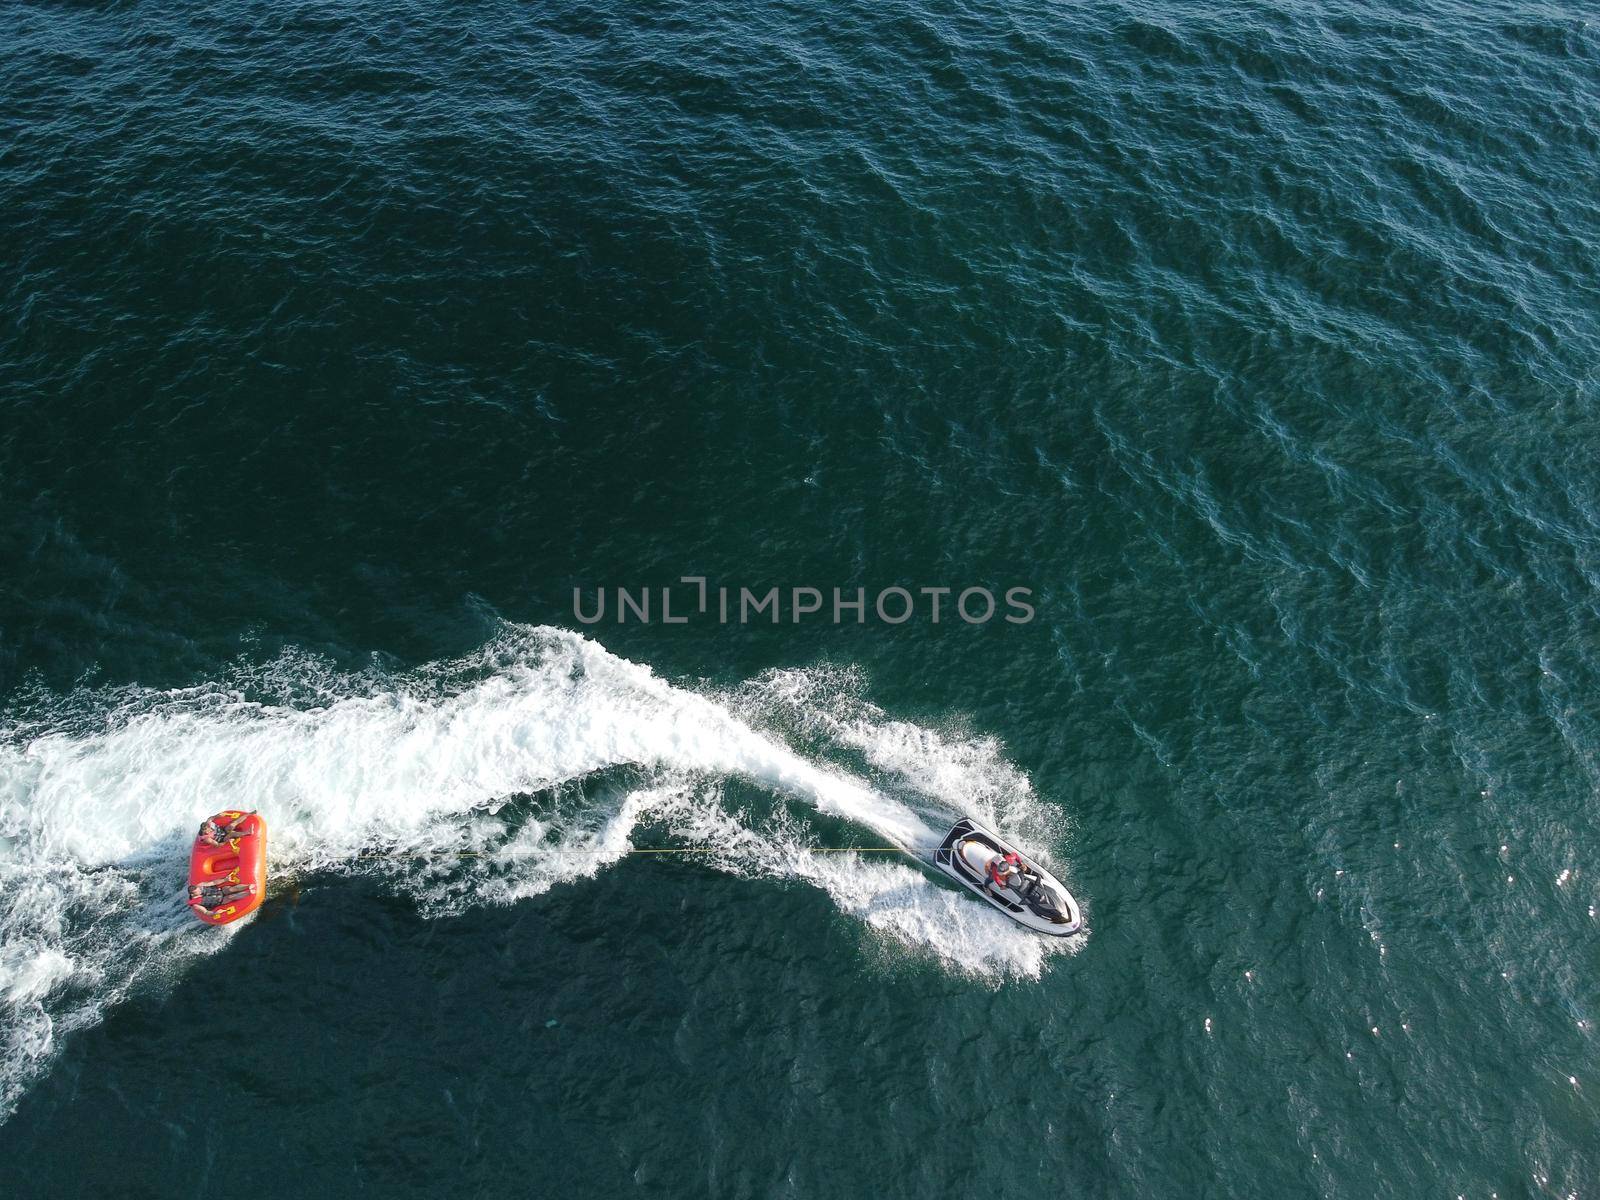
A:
[0, 625, 1083, 1122]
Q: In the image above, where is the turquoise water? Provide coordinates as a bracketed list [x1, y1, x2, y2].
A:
[3, 1, 1599, 1195]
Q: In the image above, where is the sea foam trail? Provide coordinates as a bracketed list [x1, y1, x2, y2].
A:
[0, 626, 1081, 1121]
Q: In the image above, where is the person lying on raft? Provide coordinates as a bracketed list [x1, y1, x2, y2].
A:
[198, 812, 256, 846]
[188, 882, 255, 910]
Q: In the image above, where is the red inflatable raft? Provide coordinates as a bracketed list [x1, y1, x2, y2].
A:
[187, 810, 267, 925]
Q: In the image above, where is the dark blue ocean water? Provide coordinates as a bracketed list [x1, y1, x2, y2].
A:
[3, 1, 1600, 1196]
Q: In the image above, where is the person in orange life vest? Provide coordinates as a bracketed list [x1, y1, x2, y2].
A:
[987, 852, 1024, 892]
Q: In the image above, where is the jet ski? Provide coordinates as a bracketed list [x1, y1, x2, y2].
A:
[933, 817, 1082, 936]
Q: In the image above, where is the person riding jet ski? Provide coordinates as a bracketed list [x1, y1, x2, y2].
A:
[988, 850, 1048, 902]
[987, 852, 1024, 891]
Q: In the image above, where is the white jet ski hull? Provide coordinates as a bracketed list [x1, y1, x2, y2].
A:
[933, 817, 1082, 937]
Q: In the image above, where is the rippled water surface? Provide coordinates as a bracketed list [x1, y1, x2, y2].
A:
[3, 2, 1600, 1196]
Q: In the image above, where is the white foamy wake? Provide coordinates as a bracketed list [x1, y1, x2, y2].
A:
[0, 625, 1082, 1121]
